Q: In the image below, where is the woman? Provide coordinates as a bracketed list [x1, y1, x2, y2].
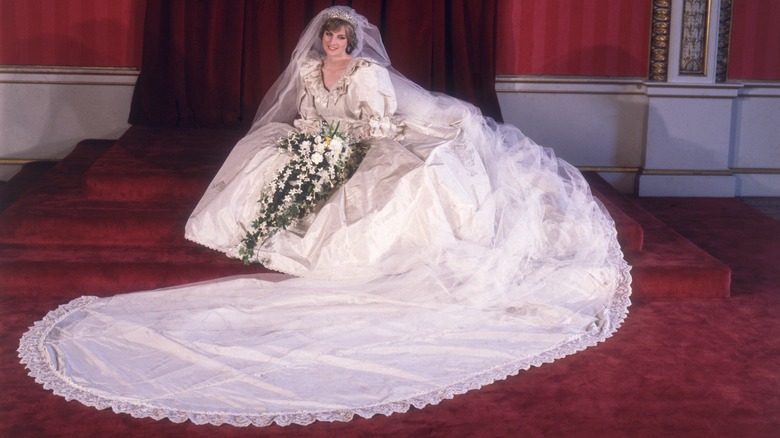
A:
[184, 10, 415, 278]
[20, 7, 631, 427]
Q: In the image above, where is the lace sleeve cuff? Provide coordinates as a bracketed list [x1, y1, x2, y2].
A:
[294, 118, 321, 135]
[346, 115, 402, 141]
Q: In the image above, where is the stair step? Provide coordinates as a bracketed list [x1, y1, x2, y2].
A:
[627, 239, 731, 299]
[618, 198, 730, 298]
[0, 161, 58, 212]
[0, 242, 238, 264]
[83, 126, 244, 202]
[583, 172, 643, 253]
[0, 205, 190, 246]
[583, 172, 730, 298]
[595, 192, 644, 253]
[85, 170, 212, 203]
[0, 139, 114, 212]
[0, 260, 271, 298]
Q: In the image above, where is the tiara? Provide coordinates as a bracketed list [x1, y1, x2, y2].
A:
[324, 8, 358, 27]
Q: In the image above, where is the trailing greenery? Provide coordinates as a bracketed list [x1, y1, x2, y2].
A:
[239, 122, 368, 264]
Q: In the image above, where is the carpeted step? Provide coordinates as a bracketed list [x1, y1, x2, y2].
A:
[0, 241, 239, 265]
[0, 161, 57, 213]
[583, 172, 643, 253]
[85, 170, 213, 203]
[0, 241, 270, 298]
[83, 126, 245, 202]
[616, 197, 730, 299]
[0, 202, 191, 247]
[583, 172, 730, 298]
[0, 259, 272, 298]
[0, 137, 202, 248]
[627, 235, 731, 299]
[0, 139, 114, 212]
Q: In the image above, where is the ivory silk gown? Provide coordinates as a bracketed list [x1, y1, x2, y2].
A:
[19, 55, 631, 426]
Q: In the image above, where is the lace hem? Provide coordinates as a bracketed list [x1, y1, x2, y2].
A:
[18, 243, 631, 428]
[183, 233, 241, 261]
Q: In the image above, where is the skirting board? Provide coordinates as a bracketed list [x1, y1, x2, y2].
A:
[0, 66, 138, 181]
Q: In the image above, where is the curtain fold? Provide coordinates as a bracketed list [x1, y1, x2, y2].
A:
[129, 0, 502, 128]
[129, 0, 246, 126]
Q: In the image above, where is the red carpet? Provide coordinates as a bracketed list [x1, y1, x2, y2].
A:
[1, 127, 778, 437]
[585, 174, 732, 299]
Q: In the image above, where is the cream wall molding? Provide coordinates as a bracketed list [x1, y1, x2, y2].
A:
[496, 75, 767, 97]
[496, 76, 646, 95]
[0, 66, 138, 86]
[575, 166, 780, 176]
[496, 76, 780, 196]
[737, 83, 780, 98]
[576, 166, 780, 176]
[645, 82, 741, 97]
[0, 67, 137, 181]
[0, 158, 60, 165]
[577, 166, 642, 174]
[731, 168, 780, 175]
[0, 65, 139, 75]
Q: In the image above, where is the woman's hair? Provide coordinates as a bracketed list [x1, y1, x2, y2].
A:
[320, 17, 358, 54]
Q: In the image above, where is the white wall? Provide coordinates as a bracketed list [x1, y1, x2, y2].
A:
[0, 66, 138, 181]
[731, 84, 780, 196]
[497, 77, 780, 196]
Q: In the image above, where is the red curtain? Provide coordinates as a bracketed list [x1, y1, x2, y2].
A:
[129, 0, 502, 128]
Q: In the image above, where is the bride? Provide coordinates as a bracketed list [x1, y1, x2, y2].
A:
[19, 6, 631, 427]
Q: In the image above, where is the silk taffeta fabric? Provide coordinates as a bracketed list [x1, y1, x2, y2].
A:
[19, 6, 630, 427]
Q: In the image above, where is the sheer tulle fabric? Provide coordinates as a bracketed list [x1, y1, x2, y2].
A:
[19, 6, 631, 427]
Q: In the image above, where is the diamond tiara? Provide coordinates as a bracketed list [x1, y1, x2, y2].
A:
[324, 9, 357, 27]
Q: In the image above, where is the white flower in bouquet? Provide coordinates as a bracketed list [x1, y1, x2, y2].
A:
[330, 136, 345, 153]
[239, 121, 369, 264]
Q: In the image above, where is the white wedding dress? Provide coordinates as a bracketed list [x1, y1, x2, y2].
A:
[19, 7, 631, 427]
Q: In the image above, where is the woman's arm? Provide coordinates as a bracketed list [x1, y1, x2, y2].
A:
[345, 61, 400, 139]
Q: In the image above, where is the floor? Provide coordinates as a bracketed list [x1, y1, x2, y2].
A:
[740, 197, 780, 222]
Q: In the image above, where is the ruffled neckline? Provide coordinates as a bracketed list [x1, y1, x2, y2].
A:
[301, 56, 368, 104]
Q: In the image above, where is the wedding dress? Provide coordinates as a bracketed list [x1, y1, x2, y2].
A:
[19, 6, 631, 427]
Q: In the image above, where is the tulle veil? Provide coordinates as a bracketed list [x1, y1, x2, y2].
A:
[249, 5, 480, 135]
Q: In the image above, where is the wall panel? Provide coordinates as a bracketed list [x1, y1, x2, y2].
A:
[0, 0, 144, 67]
[728, 0, 780, 81]
[496, 0, 652, 77]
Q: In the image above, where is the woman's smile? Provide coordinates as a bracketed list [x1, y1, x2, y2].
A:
[323, 27, 349, 56]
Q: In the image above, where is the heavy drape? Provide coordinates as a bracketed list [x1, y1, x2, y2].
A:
[129, 0, 502, 127]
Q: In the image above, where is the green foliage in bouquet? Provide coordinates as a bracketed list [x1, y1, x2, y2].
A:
[239, 122, 368, 264]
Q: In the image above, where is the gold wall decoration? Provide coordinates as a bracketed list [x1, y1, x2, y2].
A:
[679, 0, 711, 76]
[716, 0, 733, 82]
[649, 0, 672, 81]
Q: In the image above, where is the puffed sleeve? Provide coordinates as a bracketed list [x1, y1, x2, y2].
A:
[344, 61, 400, 140]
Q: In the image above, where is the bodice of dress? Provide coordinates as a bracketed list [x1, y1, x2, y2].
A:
[294, 56, 401, 140]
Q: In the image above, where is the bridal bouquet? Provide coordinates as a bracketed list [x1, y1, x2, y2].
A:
[239, 122, 368, 264]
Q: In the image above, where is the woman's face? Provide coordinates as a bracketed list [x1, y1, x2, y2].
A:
[322, 26, 349, 57]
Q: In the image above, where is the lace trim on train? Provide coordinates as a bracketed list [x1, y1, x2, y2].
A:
[17, 240, 631, 427]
